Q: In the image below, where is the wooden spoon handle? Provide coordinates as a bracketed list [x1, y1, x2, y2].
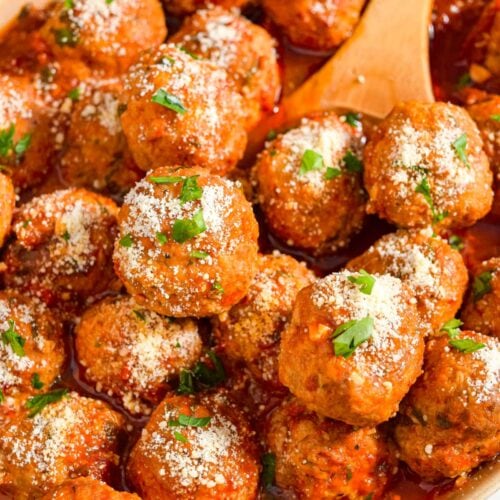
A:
[282, 0, 435, 121]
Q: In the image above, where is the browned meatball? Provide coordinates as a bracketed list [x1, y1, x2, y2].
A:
[0, 74, 54, 190]
[60, 83, 142, 196]
[75, 295, 202, 414]
[213, 252, 315, 385]
[347, 228, 468, 334]
[165, 0, 250, 16]
[0, 392, 125, 498]
[364, 101, 493, 229]
[279, 271, 424, 426]
[113, 166, 259, 317]
[127, 391, 259, 499]
[171, 6, 280, 130]
[0, 290, 65, 423]
[265, 398, 397, 499]
[466, 94, 500, 186]
[461, 257, 500, 339]
[393, 332, 499, 481]
[3, 189, 119, 312]
[263, 0, 366, 51]
[39, 0, 166, 74]
[253, 112, 366, 252]
[0, 173, 14, 248]
[120, 44, 247, 175]
[42, 478, 140, 500]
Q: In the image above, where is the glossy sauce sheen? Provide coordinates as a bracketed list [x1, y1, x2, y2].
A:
[0, 1, 499, 499]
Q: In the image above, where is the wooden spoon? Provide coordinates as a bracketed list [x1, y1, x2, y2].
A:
[267, 0, 435, 131]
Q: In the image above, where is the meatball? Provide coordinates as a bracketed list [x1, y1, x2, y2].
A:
[347, 228, 468, 334]
[393, 332, 500, 481]
[253, 113, 366, 252]
[42, 478, 139, 500]
[363, 101, 493, 229]
[0, 74, 54, 190]
[120, 44, 247, 175]
[165, 0, 250, 16]
[113, 166, 259, 317]
[461, 257, 500, 339]
[127, 391, 259, 499]
[466, 94, 500, 186]
[39, 0, 166, 74]
[60, 83, 142, 196]
[75, 295, 202, 413]
[3, 188, 119, 312]
[279, 271, 424, 426]
[171, 6, 280, 130]
[213, 252, 315, 384]
[265, 398, 397, 499]
[0, 173, 15, 248]
[262, 0, 366, 51]
[0, 392, 125, 498]
[0, 290, 65, 422]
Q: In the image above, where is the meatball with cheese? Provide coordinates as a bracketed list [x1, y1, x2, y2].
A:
[0, 392, 125, 498]
[213, 252, 315, 385]
[279, 271, 424, 426]
[461, 257, 500, 338]
[0, 290, 65, 422]
[120, 44, 247, 175]
[265, 397, 397, 499]
[393, 332, 500, 481]
[263, 0, 366, 51]
[39, 0, 166, 74]
[113, 166, 259, 317]
[347, 228, 468, 334]
[127, 391, 259, 499]
[0, 74, 54, 190]
[253, 112, 366, 252]
[364, 101, 493, 229]
[3, 188, 119, 312]
[165, 0, 250, 16]
[75, 295, 202, 414]
[42, 478, 140, 500]
[0, 173, 15, 248]
[60, 83, 142, 195]
[171, 6, 280, 130]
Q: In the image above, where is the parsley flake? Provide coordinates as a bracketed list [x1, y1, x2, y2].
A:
[2, 320, 25, 357]
[133, 310, 146, 321]
[14, 133, 31, 156]
[61, 230, 70, 241]
[179, 46, 200, 59]
[448, 235, 464, 251]
[299, 149, 324, 175]
[212, 281, 224, 294]
[179, 176, 202, 204]
[343, 150, 363, 173]
[344, 112, 361, 127]
[177, 370, 195, 395]
[332, 317, 374, 358]
[440, 318, 463, 338]
[31, 373, 44, 390]
[25, 388, 68, 418]
[0, 124, 15, 157]
[119, 233, 133, 247]
[169, 414, 211, 427]
[415, 176, 448, 224]
[156, 232, 168, 244]
[151, 89, 187, 114]
[68, 87, 81, 101]
[452, 133, 470, 169]
[190, 250, 209, 259]
[449, 338, 485, 353]
[473, 271, 493, 302]
[456, 73, 472, 89]
[172, 209, 206, 243]
[0, 389, 4, 404]
[490, 114, 500, 122]
[347, 270, 376, 295]
[193, 351, 225, 387]
[261, 452, 276, 489]
[325, 167, 342, 180]
[266, 129, 278, 141]
[173, 431, 188, 443]
[149, 175, 183, 184]
[52, 27, 78, 47]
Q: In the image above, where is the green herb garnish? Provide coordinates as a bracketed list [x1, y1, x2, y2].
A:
[179, 176, 202, 204]
[25, 388, 68, 417]
[299, 149, 324, 175]
[415, 176, 448, 224]
[343, 150, 363, 173]
[173, 431, 188, 443]
[325, 167, 342, 180]
[0, 389, 4, 403]
[347, 270, 376, 295]
[177, 370, 195, 395]
[172, 209, 206, 243]
[156, 232, 168, 244]
[52, 27, 78, 47]
[190, 250, 209, 259]
[266, 129, 277, 141]
[456, 73, 472, 89]
[261, 452, 276, 489]
[2, 320, 25, 357]
[149, 175, 183, 184]
[449, 235, 464, 251]
[68, 87, 80, 101]
[119, 233, 133, 247]
[151, 89, 187, 114]
[490, 114, 500, 122]
[449, 338, 485, 353]
[344, 112, 361, 127]
[168, 414, 211, 427]
[452, 133, 470, 169]
[440, 318, 463, 338]
[212, 281, 224, 294]
[133, 309, 146, 321]
[31, 373, 44, 390]
[332, 317, 374, 358]
[472, 271, 493, 302]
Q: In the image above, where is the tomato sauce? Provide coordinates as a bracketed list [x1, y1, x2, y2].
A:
[0, 1, 499, 499]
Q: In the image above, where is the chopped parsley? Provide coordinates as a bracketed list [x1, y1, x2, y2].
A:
[212, 281, 224, 294]
[133, 309, 146, 321]
[194, 351, 225, 386]
[452, 133, 470, 169]
[31, 373, 44, 390]
[456, 72, 472, 90]
[2, 320, 25, 357]
[173, 431, 188, 443]
[14, 133, 32, 156]
[52, 27, 79, 47]
[0, 389, 4, 403]
[172, 209, 206, 243]
[440, 318, 463, 338]
[449, 337, 485, 353]
[25, 388, 68, 418]
[105, 0, 114, 4]
[415, 176, 448, 224]
[448, 235, 464, 251]
[149, 175, 183, 184]
[61, 230, 70, 241]
[64, 0, 74, 8]
[157, 55, 175, 66]
[68, 87, 81, 101]
[179, 175, 202, 204]
[151, 89, 187, 114]
[325, 167, 342, 180]
[347, 270, 375, 295]
[299, 149, 324, 175]
[473, 271, 493, 302]
[179, 46, 200, 60]
[190, 250, 209, 259]
[168, 414, 211, 428]
[261, 452, 276, 488]
[332, 317, 374, 358]
[266, 129, 278, 141]
[344, 112, 361, 127]
[343, 150, 363, 173]
[156, 232, 168, 244]
[177, 370, 195, 395]
[0, 124, 32, 159]
[490, 114, 500, 122]
[119, 233, 133, 247]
